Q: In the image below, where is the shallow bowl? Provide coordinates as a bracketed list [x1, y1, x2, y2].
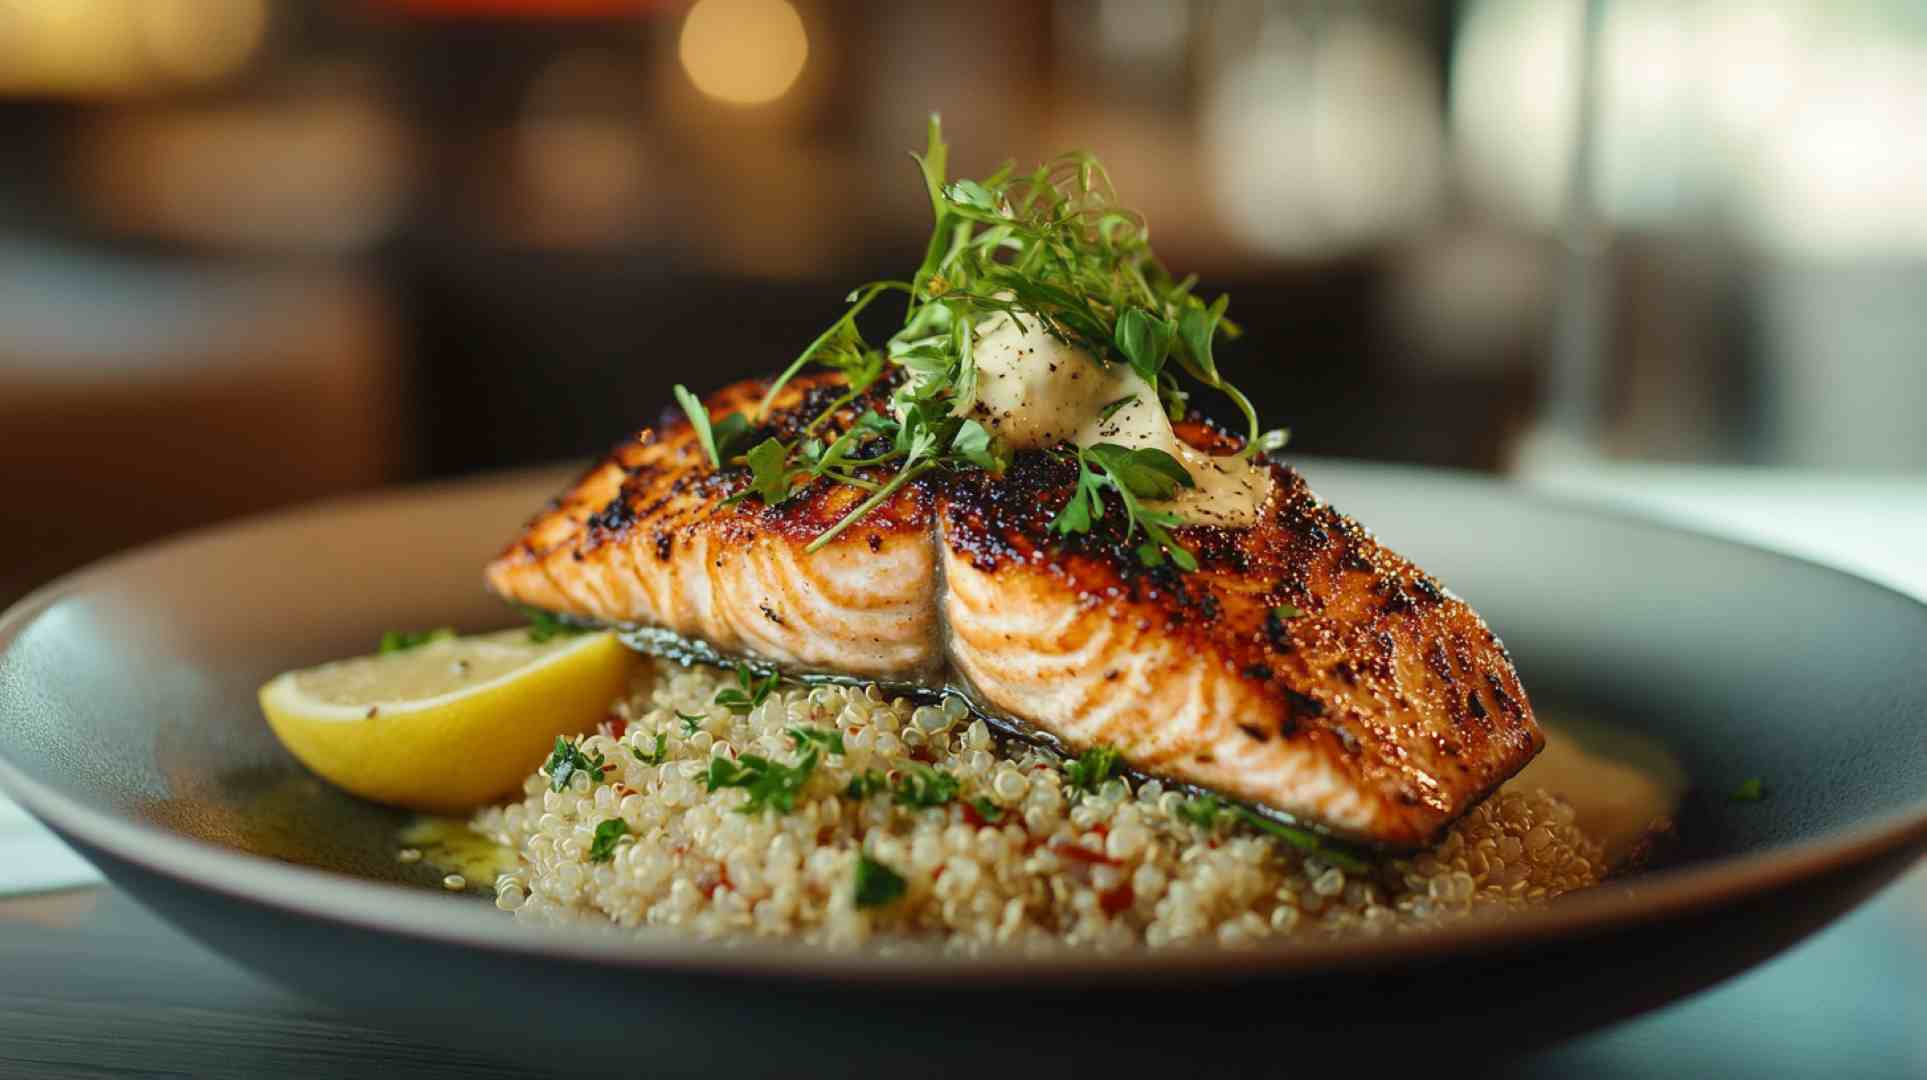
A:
[1, 462, 1923, 1072]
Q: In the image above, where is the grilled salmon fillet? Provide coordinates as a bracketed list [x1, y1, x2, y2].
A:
[486, 374, 1542, 848]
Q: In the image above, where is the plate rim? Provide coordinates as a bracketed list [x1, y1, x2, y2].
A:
[2, 461, 1925, 984]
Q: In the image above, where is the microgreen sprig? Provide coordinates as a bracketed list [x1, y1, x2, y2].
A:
[1050, 443, 1200, 571]
[702, 115, 1261, 572]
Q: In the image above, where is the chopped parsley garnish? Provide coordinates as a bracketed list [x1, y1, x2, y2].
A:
[845, 770, 888, 799]
[702, 731, 834, 815]
[891, 763, 960, 808]
[969, 797, 1005, 823]
[1063, 745, 1122, 792]
[788, 726, 845, 755]
[631, 733, 668, 766]
[378, 627, 454, 654]
[1730, 777, 1767, 802]
[853, 854, 908, 908]
[1232, 807, 1370, 873]
[1050, 443, 1199, 570]
[713, 667, 780, 715]
[524, 608, 590, 644]
[711, 114, 1258, 573]
[677, 711, 705, 736]
[673, 383, 751, 470]
[544, 736, 606, 793]
[587, 818, 628, 863]
[1175, 793, 1223, 828]
[1272, 604, 1305, 621]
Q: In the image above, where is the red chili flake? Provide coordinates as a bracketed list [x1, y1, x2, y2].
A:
[704, 865, 734, 900]
[1051, 841, 1117, 866]
[932, 864, 947, 882]
[603, 713, 628, 739]
[960, 801, 991, 828]
[1098, 883, 1135, 916]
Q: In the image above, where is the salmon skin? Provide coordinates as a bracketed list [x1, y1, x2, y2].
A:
[486, 374, 1542, 849]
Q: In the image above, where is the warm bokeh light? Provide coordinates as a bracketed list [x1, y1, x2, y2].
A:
[677, 0, 808, 107]
[0, 0, 265, 96]
[137, 0, 268, 84]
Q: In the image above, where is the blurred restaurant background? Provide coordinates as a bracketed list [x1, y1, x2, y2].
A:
[4, 0, 1926, 606]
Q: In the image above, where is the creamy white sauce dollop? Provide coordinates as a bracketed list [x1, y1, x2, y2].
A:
[965, 311, 1271, 527]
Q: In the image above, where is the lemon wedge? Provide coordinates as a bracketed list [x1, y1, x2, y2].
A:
[259, 628, 644, 814]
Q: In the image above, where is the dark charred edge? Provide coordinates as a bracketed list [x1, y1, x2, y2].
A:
[609, 622, 1391, 859]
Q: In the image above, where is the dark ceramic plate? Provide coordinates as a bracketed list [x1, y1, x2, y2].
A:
[2, 462, 1923, 1073]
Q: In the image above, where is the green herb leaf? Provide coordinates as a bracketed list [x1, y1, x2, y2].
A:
[891, 762, 961, 808]
[1063, 745, 1121, 792]
[1175, 794, 1222, 828]
[713, 667, 779, 715]
[1232, 807, 1370, 872]
[853, 853, 908, 908]
[1175, 295, 1229, 389]
[673, 383, 753, 470]
[788, 726, 845, 755]
[1052, 446, 1198, 571]
[544, 736, 607, 793]
[378, 627, 454, 654]
[845, 770, 888, 799]
[969, 796, 1005, 824]
[631, 733, 669, 766]
[1730, 777, 1767, 802]
[1113, 306, 1175, 386]
[740, 436, 798, 505]
[1084, 443, 1194, 500]
[524, 609, 590, 644]
[587, 818, 628, 863]
[949, 419, 1008, 473]
[1272, 604, 1305, 621]
[703, 746, 821, 815]
[677, 711, 705, 736]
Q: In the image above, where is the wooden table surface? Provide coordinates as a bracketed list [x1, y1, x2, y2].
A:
[0, 863, 1922, 1079]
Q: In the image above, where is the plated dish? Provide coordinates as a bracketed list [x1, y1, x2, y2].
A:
[2, 461, 1925, 1068]
[253, 121, 1675, 950]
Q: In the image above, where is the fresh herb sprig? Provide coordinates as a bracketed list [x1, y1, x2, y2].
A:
[674, 383, 751, 470]
[713, 667, 780, 715]
[1049, 443, 1199, 571]
[1063, 745, 1122, 792]
[679, 115, 1264, 572]
[588, 819, 628, 862]
[378, 627, 453, 654]
[544, 736, 607, 793]
[631, 733, 669, 766]
[701, 727, 837, 815]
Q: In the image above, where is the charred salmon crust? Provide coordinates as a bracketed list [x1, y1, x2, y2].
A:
[484, 376, 940, 680]
[485, 373, 1544, 848]
[936, 452, 1542, 849]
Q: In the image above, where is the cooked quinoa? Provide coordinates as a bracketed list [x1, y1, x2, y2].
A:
[473, 664, 1604, 950]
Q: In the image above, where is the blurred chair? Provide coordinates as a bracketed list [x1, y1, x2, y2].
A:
[0, 241, 405, 607]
